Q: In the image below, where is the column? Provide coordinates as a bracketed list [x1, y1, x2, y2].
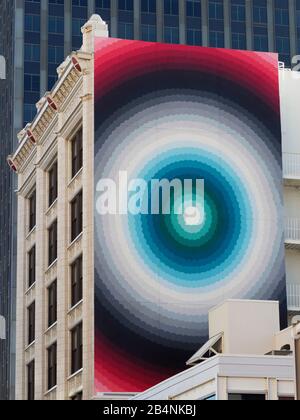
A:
[267, 0, 275, 52]
[134, 0, 140, 40]
[15, 192, 26, 400]
[110, 0, 118, 37]
[179, 0, 186, 44]
[156, 0, 164, 42]
[224, 0, 231, 48]
[40, 0, 48, 95]
[65, 0, 72, 56]
[201, 0, 209, 47]
[245, 0, 253, 50]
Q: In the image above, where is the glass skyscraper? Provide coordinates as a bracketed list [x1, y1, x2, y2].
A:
[1, 0, 300, 400]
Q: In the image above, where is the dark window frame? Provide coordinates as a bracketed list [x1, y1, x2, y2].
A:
[28, 245, 36, 288]
[47, 342, 57, 390]
[48, 160, 58, 207]
[71, 322, 83, 375]
[48, 220, 58, 266]
[28, 302, 35, 345]
[48, 280, 57, 327]
[29, 189, 36, 231]
[71, 128, 83, 179]
[27, 360, 35, 400]
[71, 255, 83, 308]
[71, 191, 83, 242]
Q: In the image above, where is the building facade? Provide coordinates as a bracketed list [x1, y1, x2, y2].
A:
[8, 13, 300, 400]
[0, 0, 17, 401]
[2, 0, 300, 400]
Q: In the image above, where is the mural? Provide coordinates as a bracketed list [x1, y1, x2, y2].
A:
[94, 38, 286, 392]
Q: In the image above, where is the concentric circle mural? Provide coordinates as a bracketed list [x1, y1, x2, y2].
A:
[94, 38, 286, 392]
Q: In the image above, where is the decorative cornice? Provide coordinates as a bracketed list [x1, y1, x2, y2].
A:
[9, 52, 91, 173]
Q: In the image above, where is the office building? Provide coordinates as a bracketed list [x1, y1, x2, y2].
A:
[2, 0, 300, 400]
[7, 13, 300, 400]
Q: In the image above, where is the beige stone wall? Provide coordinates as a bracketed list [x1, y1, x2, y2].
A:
[13, 15, 108, 400]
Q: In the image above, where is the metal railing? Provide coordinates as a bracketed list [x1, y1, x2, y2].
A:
[285, 218, 300, 242]
[283, 153, 300, 179]
[287, 284, 300, 311]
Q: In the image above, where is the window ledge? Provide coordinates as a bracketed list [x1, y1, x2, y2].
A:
[67, 368, 83, 382]
[45, 258, 58, 274]
[26, 226, 36, 240]
[44, 385, 57, 397]
[25, 282, 36, 296]
[45, 198, 58, 216]
[45, 321, 58, 335]
[68, 232, 83, 250]
[68, 167, 83, 187]
[68, 299, 83, 315]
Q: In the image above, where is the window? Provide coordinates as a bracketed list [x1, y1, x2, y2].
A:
[48, 46, 64, 64]
[231, 1, 245, 22]
[141, 0, 156, 13]
[25, 14, 40, 32]
[24, 103, 36, 125]
[118, 22, 134, 39]
[48, 220, 57, 266]
[118, 0, 133, 11]
[49, 161, 58, 207]
[28, 302, 35, 345]
[164, 0, 179, 15]
[27, 360, 35, 400]
[141, 24, 157, 42]
[48, 280, 57, 327]
[71, 322, 83, 374]
[47, 343, 57, 390]
[71, 256, 83, 307]
[71, 128, 83, 178]
[164, 26, 179, 43]
[28, 246, 36, 288]
[24, 74, 40, 92]
[29, 190, 36, 231]
[187, 28, 202, 45]
[71, 191, 83, 242]
[24, 44, 40, 62]
[186, 0, 201, 18]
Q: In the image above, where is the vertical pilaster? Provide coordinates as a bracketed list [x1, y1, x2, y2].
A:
[223, 0, 231, 48]
[15, 192, 26, 400]
[56, 129, 69, 400]
[267, 0, 275, 52]
[34, 164, 46, 400]
[245, 0, 253, 50]
[40, 0, 48, 95]
[156, 0, 164, 42]
[289, 0, 297, 62]
[65, 0, 72, 56]
[201, 0, 209, 47]
[110, 0, 118, 37]
[134, 0, 140, 40]
[179, 0, 186, 44]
